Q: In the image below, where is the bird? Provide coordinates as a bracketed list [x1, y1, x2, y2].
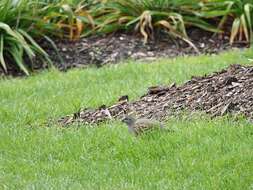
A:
[121, 115, 164, 136]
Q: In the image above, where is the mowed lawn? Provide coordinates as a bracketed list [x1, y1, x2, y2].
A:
[0, 49, 253, 189]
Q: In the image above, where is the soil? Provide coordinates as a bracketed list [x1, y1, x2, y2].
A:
[58, 64, 253, 125]
[0, 29, 248, 76]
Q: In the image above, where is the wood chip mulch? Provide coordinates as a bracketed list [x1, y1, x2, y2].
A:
[58, 64, 253, 126]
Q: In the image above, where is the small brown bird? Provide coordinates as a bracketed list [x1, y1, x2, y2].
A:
[121, 115, 164, 136]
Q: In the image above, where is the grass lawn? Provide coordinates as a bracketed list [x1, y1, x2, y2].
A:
[0, 49, 253, 189]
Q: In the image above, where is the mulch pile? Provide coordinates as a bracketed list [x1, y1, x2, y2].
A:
[58, 64, 253, 126]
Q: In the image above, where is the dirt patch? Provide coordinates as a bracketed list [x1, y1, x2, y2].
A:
[58, 64, 253, 125]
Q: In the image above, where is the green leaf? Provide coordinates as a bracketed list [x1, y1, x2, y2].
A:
[0, 34, 7, 72]
[9, 45, 30, 75]
[230, 18, 241, 44]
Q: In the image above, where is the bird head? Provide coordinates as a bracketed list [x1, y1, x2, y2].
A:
[121, 115, 136, 126]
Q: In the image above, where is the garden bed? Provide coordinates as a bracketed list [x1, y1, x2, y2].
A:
[59, 64, 253, 125]
[1, 29, 248, 77]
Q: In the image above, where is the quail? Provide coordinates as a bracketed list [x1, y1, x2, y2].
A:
[121, 115, 164, 136]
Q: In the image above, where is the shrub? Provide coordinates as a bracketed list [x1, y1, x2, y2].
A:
[0, 0, 94, 75]
[0, 0, 53, 75]
[194, 0, 253, 44]
[38, 0, 95, 40]
[91, 0, 223, 53]
[91, 0, 253, 48]
[221, 0, 253, 44]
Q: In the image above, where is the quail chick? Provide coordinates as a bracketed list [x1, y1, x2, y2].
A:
[121, 115, 164, 136]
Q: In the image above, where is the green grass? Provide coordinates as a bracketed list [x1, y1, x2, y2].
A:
[1, 49, 253, 189]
